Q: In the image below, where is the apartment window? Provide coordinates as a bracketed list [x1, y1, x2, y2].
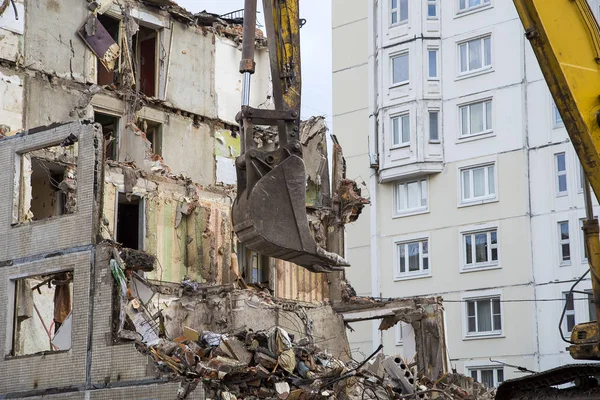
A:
[564, 292, 576, 333]
[14, 143, 78, 224]
[558, 221, 571, 265]
[396, 179, 428, 214]
[458, 36, 492, 75]
[392, 114, 410, 146]
[428, 0, 438, 18]
[555, 153, 567, 195]
[580, 218, 588, 262]
[11, 272, 73, 356]
[239, 243, 270, 285]
[116, 193, 144, 250]
[466, 297, 502, 335]
[469, 367, 504, 388]
[553, 101, 564, 127]
[463, 229, 498, 269]
[578, 164, 585, 192]
[586, 290, 597, 321]
[134, 25, 159, 97]
[460, 100, 492, 137]
[396, 239, 429, 278]
[460, 164, 496, 203]
[140, 119, 163, 156]
[95, 112, 120, 161]
[391, 0, 408, 25]
[459, 0, 491, 13]
[392, 53, 409, 85]
[428, 49, 439, 80]
[429, 111, 440, 142]
[95, 14, 121, 86]
[395, 322, 404, 345]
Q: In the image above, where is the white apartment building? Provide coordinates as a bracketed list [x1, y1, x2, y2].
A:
[332, 0, 600, 387]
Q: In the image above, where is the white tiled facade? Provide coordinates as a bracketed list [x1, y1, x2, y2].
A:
[333, 0, 600, 386]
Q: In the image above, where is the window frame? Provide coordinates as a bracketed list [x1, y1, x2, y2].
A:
[394, 179, 429, 216]
[391, 113, 411, 148]
[555, 152, 567, 196]
[563, 291, 576, 334]
[458, 0, 492, 14]
[459, 99, 493, 138]
[552, 101, 564, 128]
[459, 163, 497, 205]
[558, 220, 571, 266]
[390, 0, 409, 26]
[467, 366, 505, 388]
[394, 237, 431, 280]
[428, 110, 440, 143]
[585, 289, 597, 322]
[457, 35, 492, 76]
[427, 0, 439, 19]
[391, 52, 410, 87]
[463, 294, 503, 339]
[461, 227, 500, 272]
[427, 48, 439, 81]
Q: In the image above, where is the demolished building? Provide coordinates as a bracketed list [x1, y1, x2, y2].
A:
[0, 1, 473, 399]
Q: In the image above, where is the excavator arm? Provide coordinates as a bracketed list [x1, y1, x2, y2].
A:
[513, 0, 600, 362]
[232, 0, 349, 273]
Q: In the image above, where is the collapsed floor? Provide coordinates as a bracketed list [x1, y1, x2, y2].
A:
[107, 246, 497, 400]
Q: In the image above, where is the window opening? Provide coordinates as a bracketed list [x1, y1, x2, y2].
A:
[116, 193, 143, 250]
[391, 0, 408, 25]
[460, 100, 492, 137]
[140, 119, 163, 156]
[429, 111, 439, 142]
[464, 229, 498, 269]
[133, 25, 158, 97]
[459, 0, 491, 13]
[238, 243, 270, 286]
[428, 0, 438, 18]
[466, 297, 501, 335]
[392, 114, 410, 146]
[461, 164, 496, 202]
[96, 14, 121, 86]
[563, 292, 575, 333]
[428, 49, 438, 79]
[95, 112, 120, 161]
[396, 179, 428, 214]
[558, 221, 570, 264]
[458, 36, 492, 75]
[15, 142, 78, 224]
[396, 239, 429, 277]
[12, 272, 73, 356]
[392, 53, 409, 85]
[469, 367, 504, 388]
[555, 153, 567, 195]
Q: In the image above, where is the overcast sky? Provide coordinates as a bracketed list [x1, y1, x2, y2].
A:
[175, 0, 333, 128]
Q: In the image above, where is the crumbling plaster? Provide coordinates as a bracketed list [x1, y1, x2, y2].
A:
[0, 0, 24, 63]
[0, 67, 23, 134]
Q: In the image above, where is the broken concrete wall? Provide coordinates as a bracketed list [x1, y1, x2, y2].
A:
[0, 66, 24, 135]
[161, 289, 352, 362]
[0, 250, 92, 395]
[24, 0, 94, 83]
[166, 22, 217, 118]
[161, 115, 215, 186]
[102, 165, 233, 284]
[24, 74, 93, 128]
[0, 0, 25, 63]
[0, 121, 102, 262]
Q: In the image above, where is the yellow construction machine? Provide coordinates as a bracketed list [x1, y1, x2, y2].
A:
[233, 0, 348, 273]
[235, 0, 600, 396]
[498, 1, 600, 398]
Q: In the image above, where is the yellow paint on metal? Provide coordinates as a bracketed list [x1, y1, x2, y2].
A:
[514, 0, 600, 360]
[514, 0, 600, 198]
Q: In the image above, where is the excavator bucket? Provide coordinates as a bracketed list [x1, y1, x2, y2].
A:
[232, 145, 349, 273]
